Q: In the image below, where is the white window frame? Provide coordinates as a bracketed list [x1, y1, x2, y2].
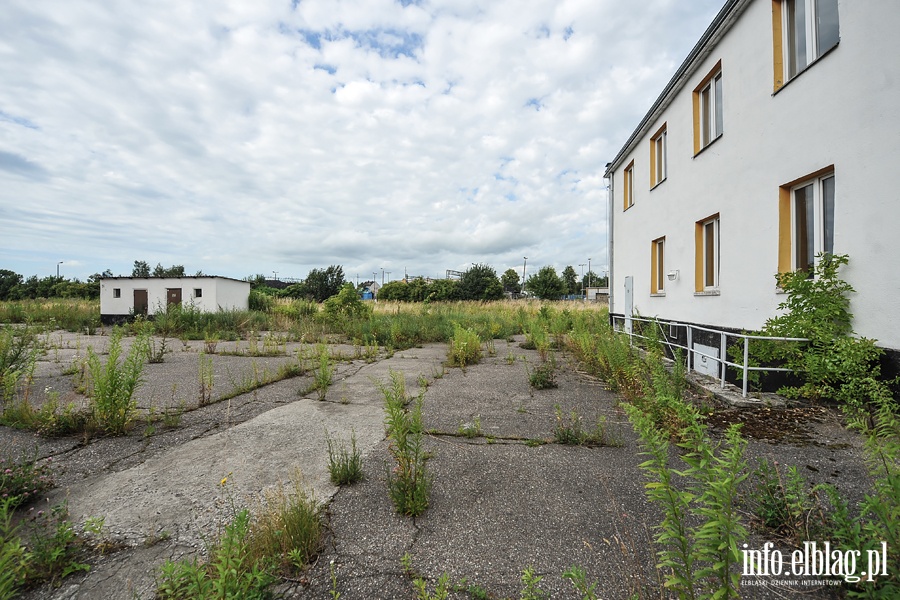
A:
[790, 172, 835, 274]
[653, 237, 666, 294]
[653, 129, 667, 186]
[782, 0, 839, 81]
[624, 161, 634, 209]
[700, 71, 723, 148]
[701, 217, 720, 290]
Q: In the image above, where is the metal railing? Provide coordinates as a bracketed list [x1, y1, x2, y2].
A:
[611, 315, 808, 398]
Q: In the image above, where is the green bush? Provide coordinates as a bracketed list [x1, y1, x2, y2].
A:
[381, 371, 431, 517]
[0, 452, 53, 509]
[447, 325, 481, 370]
[87, 328, 149, 435]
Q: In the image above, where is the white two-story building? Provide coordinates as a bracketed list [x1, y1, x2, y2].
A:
[604, 0, 900, 366]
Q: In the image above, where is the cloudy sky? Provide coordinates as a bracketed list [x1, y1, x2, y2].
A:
[1, 0, 723, 284]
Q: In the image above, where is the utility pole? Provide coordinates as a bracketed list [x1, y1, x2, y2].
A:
[57, 261, 63, 279]
[588, 258, 592, 288]
[272, 270, 278, 281]
[579, 263, 586, 298]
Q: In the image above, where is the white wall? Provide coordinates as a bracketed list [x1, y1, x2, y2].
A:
[609, 0, 900, 350]
[100, 278, 250, 317]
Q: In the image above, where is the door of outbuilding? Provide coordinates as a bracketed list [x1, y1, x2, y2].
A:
[167, 288, 182, 307]
[134, 289, 148, 316]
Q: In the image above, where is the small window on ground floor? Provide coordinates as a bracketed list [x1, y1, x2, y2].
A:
[113, 288, 121, 298]
[194, 288, 203, 298]
[695, 214, 720, 292]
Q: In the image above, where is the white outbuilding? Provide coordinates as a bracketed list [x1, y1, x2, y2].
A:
[99, 276, 251, 324]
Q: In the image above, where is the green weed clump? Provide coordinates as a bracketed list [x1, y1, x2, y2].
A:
[751, 458, 823, 543]
[157, 509, 275, 599]
[552, 405, 616, 447]
[86, 328, 149, 435]
[0, 452, 53, 509]
[0, 326, 38, 403]
[627, 406, 747, 600]
[0, 299, 100, 333]
[326, 430, 364, 485]
[528, 356, 557, 390]
[313, 344, 333, 401]
[447, 325, 481, 370]
[381, 370, 431, 517]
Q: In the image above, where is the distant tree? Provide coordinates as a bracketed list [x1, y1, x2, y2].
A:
[0, 269, 23, 301]
[292, 265, 345, 302]
[427, 278, 460, 302]
[581, 270, 602, 289]
[526, 266, 566, 300]
[101, 269, 114, 278]
[245, 274, 267, 289]
[152, 263, 185, 278]
[500, 268, 521, 294]
[132, 260, 151, 277]
[378, 280, 410, 302]
[562, 265, 579, 295]
[458, 263, 504, 301]
[407, 278, 429, 301]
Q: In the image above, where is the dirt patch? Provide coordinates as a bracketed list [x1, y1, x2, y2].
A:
[705, 405, 841, 446]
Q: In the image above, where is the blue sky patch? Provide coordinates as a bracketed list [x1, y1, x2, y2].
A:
[0, 110, 39, 130]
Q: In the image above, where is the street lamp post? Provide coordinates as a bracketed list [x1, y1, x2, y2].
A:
[272, 270, 278, 281]
[521, 257, 527, 296]
[57, 261, 63, 279]
[588, 258, 592, 288]
[579, 263, 586, 298]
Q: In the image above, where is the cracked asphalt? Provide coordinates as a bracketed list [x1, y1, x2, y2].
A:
[4, 331, 870, 599]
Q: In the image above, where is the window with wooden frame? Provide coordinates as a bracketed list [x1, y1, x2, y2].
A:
[772, 0, 839, 91]
[692, 61, 723, 154]
[695, 214, 720, 292]
[113, 288, 121, 298]
[651, 236, 666, 295]
[623, 160, 635, 210]
[778, 167, 835, 277]
[650, 124, 667, 188]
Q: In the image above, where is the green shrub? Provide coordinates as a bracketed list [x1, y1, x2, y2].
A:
[247, 475, 323, 576]
[0, 452, 53, 509]
[326, 430, 364, 485]
[447, 325, 481, 370]
[322, 284, 372, 321]
[381, 371, 431, 517]
[157, 509, 275, 599]
[87, 328, 149, 435]
[751, 458, 822, 543]
[0, 498, 26, 600]
[528, 357, 557, 390]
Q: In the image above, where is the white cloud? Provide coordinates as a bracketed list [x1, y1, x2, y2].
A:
[0, 0, 722, 282]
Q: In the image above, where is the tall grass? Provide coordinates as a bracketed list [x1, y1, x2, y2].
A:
[0, 299, 100, 333]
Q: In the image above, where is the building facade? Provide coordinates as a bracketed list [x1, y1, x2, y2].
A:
[100, 276, 250, 323]
[604, 0, 900, 353]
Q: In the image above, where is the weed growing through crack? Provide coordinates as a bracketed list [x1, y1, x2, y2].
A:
[447, 324, 481, 371]
[520, 566, 548, 600]
[528, 356, 558, 390]
[457, 415, 482, 439]
[196, 352, 214, 407]
[413, 572, 450, 600]
[562, 565, 599, 599]
[326, 429, 364, 485]
[751, 458, 824, 543]
[314, 344, 333, 401]
[381, 370, 431, 517]
[553, 405, 618, 447]
[86, 328, 149, 435]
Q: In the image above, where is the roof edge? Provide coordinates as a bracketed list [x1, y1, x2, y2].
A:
[604, 0, 752, 177]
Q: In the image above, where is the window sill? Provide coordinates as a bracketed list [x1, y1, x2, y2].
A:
[650, 293, 666, 297]
[650, 178, 667, 191]
[694, 290, 720, 296]
[623, 203, 634, 212]
[693, 134, 723, 158]
[773, 42, 839, 96]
